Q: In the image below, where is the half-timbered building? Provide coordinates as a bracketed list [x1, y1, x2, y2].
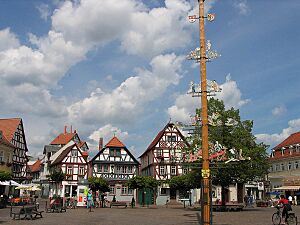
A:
[139, 122, 190, 205]
[0, 118, 28, 180]
[40, 126, 89, 199]
[48, 141, 88, 205]
[91, 136, 140, 203]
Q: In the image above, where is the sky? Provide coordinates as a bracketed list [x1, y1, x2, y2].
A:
[0, 0, 300, 159]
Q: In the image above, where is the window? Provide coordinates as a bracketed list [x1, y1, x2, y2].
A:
[167, 135, 176, 142]
[296, 161, 299, 169]
[115, 165, 121, 174]
[109, 186, 115, 194]
[109, 149, 114, 156]
[128, 188, 133, 195]
[97, 164, 102, 172]
[71, 150, 77, 157]
[103, 165, 108, 172]
[161, 188, 167, 195]
[0, 151, 3, 162]
[288, 162, 292, 170]
[79, 166, 85, 175]
[128, 166, 133, 173]
[171, 166, 176, 175]
[121, 186, 127, 195]
[122, 166, 127, 174]
[159, 166, 165, 176]
[67, 166, 73, 175]
[116, 149, 121, 157]
[157, 150, 163, 156]
[183, 168, 188, 174]
[281, 163, 285, 171]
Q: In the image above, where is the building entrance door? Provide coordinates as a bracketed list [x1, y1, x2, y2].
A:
[170, 188, 176, 199]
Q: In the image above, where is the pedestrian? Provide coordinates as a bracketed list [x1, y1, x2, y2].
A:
[288, 195, 293, 205]
[279, 195, 292, 225]
[87, 190, 94, 212]
[244, 195, 248, 207]
[294, 195, 297, 205]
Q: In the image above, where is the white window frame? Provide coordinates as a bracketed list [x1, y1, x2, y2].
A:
[159, 166, 165, 176]
[79, 166, 85, 175]
[109, 186, 115, 195]
[171, 166, 176, 175]
[67, 166, 73, 175]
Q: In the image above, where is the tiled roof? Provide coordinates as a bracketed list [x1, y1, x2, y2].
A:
[82, 151, 88, 157]
[273, 132, 300, 150]
[0, 118, 21, 142]
[50, 133, 76, 145]
[29, 159, 42, 172]
[105, 136, 125, 148]
[0, 135, 15, 148]
[51, 144, 76, 165]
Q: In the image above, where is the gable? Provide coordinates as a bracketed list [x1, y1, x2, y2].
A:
[139, 122, 189, 158]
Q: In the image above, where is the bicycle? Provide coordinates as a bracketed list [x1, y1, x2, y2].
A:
[272, 205, 298, 225]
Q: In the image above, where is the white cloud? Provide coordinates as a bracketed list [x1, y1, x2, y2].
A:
[255, 118, 300, 148]
[234, 0, 250, 15]
[167, 74, 249, 122]
[68, 53, 184, 124]
[272, 105, 287, 117]
[36, 3, 50, 21]
[121, 0, 193, 57]
[0, 28, 20, 51]
[216, 74, 250, 109]
[89, 124, 129, 145]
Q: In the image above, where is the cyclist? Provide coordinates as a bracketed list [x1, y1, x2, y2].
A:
[279, 195, 292, 225]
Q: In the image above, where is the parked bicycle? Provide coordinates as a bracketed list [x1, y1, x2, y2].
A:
[272, 205, 297, 225]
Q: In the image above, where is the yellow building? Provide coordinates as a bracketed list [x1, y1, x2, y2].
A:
[0, 131, 14, 173]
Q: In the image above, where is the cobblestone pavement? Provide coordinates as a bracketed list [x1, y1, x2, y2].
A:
[1, 203, 300, 225]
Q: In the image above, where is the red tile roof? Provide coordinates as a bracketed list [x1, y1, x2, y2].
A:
[0, 134, 15, 148]
[273, 132, 300, 150]
[105, 136, 125, 148]
[50, 133, 76, 145]
[0, 118, 21, 142]
[29, 159, 42, 172]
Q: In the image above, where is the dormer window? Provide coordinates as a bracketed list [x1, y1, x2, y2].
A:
[281, 147, 285, 156]
[296, 144, 300, 153]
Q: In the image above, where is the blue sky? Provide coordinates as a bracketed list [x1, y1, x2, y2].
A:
[0, 0, 300, 158]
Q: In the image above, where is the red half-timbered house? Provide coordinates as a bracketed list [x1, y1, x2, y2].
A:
[0, 118, 28, 180]
[49, 141, 88, 204]
[91, 136, 140, 203]
[139, 122, 190, 205]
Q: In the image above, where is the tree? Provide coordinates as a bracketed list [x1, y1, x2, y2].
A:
[127, 176, 158, 206]
[88, 177, 109, 193]
[0, 170, 12, 181]
[48, 168, 65, 196]
[186, 98, 269, 205]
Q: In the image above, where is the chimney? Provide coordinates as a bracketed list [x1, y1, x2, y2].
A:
[99, 137, 103, 151]
[70, 125, 73, 133]
[64, 126, 67, 134]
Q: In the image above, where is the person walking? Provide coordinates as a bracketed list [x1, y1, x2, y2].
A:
[87, 190, 94, 212]
[288, 195, 293, 205]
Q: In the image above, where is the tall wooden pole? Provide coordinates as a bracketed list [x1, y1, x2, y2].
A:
[199, 0, 211, 224]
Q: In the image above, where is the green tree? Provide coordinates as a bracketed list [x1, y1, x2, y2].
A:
[187, 98, 269, 205]
[49, 168, 65, 196]
[0, 170, 12, 181]
[88, 177, 109, 193]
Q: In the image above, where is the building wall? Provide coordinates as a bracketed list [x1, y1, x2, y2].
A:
[0, 143, 14, 173]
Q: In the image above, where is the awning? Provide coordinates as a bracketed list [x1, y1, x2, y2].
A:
[0, 180, 21, 186]
[274, 186, 300, 191]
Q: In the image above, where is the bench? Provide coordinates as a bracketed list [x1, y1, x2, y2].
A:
[110, 202, 127, 208]
[11, 205, 43, 220]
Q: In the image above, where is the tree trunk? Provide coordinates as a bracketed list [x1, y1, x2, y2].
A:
[221, 185, 226, 207]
